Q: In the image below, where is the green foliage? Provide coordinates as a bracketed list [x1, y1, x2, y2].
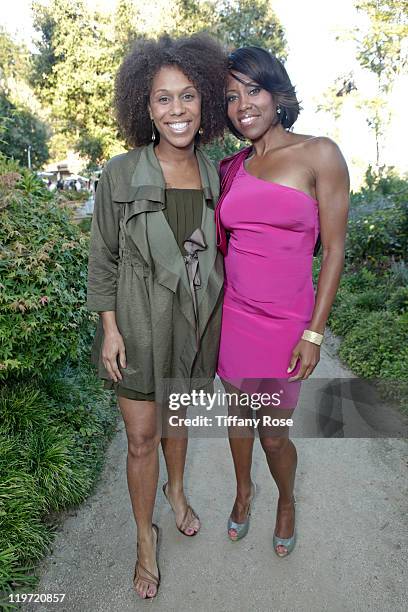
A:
[216, 0, 287, 55]
[29, 0, 287, 164]
[346, 199, 407, 262]
[58, 189, 89, 202]
[31, 0, 139, 162]
[0, 155, 93, 379]
[0, 28, 48, 171]
[329, 280, 388, 337]
[355, 0, 408, 92]
[389, 259, 408, 285]
[339, 266, 379, 291]
[360, 164, 408, 195]
[0, 545, 38, 609]
[203, 132, 242, 164]
[172, 0, 218, 36]
[319, 0, 408, 167]
[386, 286, 408, 314]
[77, 217, 92, 233]
[0, 362, 118, 597]
[339, 310, 408, 378]
[346, 171, 408, 264]
[325, 172, 408, 410]
[0, 93, 49, 168]
[0, 27, 30, 84]
[354, 1, 408, 166]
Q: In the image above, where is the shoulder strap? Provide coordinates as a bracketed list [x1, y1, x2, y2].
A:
[215, 147, 251, 255]
[219, 146, 251, 193]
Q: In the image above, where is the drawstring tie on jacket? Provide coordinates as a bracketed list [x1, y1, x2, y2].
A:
[183, 227, 207, 346]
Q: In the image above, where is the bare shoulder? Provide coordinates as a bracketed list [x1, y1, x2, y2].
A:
[306, 136, 345, 161]
[304, 136, 348, 176]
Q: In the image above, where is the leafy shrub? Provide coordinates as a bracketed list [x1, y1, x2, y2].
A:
[389, 260, 408, 286]
[0, 435, 52, 566]
[0, 154, 95, 379]
[0, 362, 117, 596]
[57, 189, 90, 202]
[328, 289, 361, 336]
[203, 132, 242, 165]
[77, 217, 92, 233]
[346, 167, 408, 266]
[339, 311, 408, 380]
[346, 196, 407, 263]
[329, 275, 388, 336]
[353, 288, 388, 310]
[352, 165, 408, 203]
[386, 286, 408, 313]
[339, 267, 379, 291]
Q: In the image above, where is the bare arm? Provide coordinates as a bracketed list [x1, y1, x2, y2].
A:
[309, 137, 350, 333]
[288, 137, 349, 380]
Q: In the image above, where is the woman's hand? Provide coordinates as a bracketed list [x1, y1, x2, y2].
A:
[102, 330, 127, 383]
[287, 339, 320, 381]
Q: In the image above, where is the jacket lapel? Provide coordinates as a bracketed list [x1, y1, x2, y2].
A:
[194, 148, 220, 309]
[116, 142, 222, 335]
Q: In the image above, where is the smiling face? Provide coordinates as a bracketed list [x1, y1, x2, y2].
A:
[226, 71, 278, 141]
[148, 65, 202, 149]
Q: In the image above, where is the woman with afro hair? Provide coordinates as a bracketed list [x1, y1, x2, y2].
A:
[86, 34, 227, 599]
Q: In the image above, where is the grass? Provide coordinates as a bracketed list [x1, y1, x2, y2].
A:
[0, 360, 118, 605]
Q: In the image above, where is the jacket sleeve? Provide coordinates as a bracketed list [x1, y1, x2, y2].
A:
[86, 165, 121, 312]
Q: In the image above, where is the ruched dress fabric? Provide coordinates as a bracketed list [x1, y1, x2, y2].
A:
[109, 188, 203, 401]
[216, 159, 320, 409]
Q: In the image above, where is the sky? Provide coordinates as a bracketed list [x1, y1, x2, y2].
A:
[2, 0, 407, 188]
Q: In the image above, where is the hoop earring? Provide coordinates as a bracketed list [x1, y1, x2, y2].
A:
[151, 119, 156, 142]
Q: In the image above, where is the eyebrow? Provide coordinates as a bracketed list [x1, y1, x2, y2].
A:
[153, 85, 197, 94]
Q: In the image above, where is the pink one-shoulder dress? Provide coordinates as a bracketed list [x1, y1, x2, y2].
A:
[216, 158, 320, 409]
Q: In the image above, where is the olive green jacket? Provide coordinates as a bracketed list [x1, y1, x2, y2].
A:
[86, 142, 224, 400]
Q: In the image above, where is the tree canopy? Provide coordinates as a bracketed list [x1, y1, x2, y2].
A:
[0, 28, 49, 168]
[28, 0, 287, 164]
[0, 0, 288, 167]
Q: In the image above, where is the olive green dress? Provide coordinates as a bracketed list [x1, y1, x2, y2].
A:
[108, 188, 204, 401]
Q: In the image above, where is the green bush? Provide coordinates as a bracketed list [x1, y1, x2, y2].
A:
[339, 311, 408, 378]
[0, 362, 117, 597]
[77, 216, 92, 233]
[328, 274, 389, 336]
[0, 155, 119, 602]
[203, 132, 242, 165]
[328, 288, 362, 336]
[57, 189, 90, 202]
[386, 286, 408, 314]
[0, 155, 95, 379]
[346, 168, 408, 265]
[339, 267, 379, 291]
[346, 196, 407, 264]
[310, 169, 407, 410]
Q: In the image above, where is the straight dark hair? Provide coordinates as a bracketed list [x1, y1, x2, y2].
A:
[227, 47, 301, 140]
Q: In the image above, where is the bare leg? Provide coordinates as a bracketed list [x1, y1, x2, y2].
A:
[160, 406, 200, 535]
[118, 397, 161, 598]
[258, 406, 297, 555]
[221, 379, 255, 536]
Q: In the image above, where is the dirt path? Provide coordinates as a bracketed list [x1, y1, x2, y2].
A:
[25, 346, 407, 611]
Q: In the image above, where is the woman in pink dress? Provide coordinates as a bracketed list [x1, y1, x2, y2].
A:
[215, 47, 349, 556]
